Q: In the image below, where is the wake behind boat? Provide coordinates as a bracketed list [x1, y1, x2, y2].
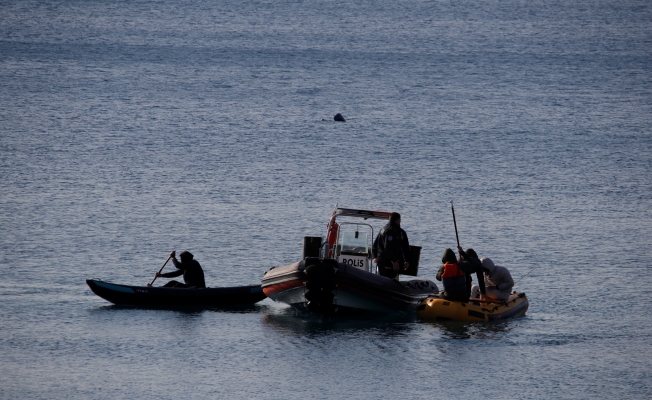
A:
[86, 279, 266, 307]
[261, 207, 439, 315]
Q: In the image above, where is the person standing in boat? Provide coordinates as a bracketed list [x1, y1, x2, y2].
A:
[436, 248, 473, 302]
[470, 257, 514, 300]
[372, 212, 410, 280]
[457, 246, 487, 301]
[150, 251, 206, 288]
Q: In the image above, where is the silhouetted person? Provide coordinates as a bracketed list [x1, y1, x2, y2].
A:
[372, 212, 410, 280]
[153, 251, 206, 288]
[471, 257, 514, 300]
[458, 246, 487, 301]
[436, 248, 472, 302]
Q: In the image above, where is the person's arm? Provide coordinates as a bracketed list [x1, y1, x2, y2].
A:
[457, 246, 467, 261]
[435, 265, 444, 281]
[468, 257, 486, 295]
[157, 255, 184, 278]
[158, 269, 183, 278]
[372, 233, 380, 261]
[458, 260, 473, 274]
[476, 269, 487, 295]
[170, 256, 182, 269]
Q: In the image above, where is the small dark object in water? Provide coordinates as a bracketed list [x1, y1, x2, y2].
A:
[334, 113, 346, 122]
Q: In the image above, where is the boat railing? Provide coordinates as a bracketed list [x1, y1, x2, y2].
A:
[318, 241, 330, 260]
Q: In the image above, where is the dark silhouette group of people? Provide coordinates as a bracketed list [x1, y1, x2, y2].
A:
[372, 211, 514, 302]
[153, 211, 513, 303]
[436, 246, 514, 302]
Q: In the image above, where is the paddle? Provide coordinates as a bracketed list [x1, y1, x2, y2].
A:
[149, 253, 173, 286]
[450, 200, 461, 256]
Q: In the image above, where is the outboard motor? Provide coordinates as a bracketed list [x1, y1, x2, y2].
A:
[304, 258, 338, 316]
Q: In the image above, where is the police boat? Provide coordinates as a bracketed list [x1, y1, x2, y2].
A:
[260, 207, 439, 316]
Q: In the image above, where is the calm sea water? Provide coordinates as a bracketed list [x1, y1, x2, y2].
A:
[1, 0, 651, 398]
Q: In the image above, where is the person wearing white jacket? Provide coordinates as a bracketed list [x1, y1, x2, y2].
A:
[470, 257, 514, 301]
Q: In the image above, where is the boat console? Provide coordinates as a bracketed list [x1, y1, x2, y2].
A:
[302, 206, 420, 276]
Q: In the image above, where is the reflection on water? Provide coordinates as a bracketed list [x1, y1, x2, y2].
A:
[261, 308, 418, 338]
[94, 301, 517, 341]
[94, 303, 270, 314]
[204, 303, 272, 314]
[260, 304, 523, 341]
[423, 319, 514, 340]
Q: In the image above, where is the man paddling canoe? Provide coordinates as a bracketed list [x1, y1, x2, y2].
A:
[148, 251, 206, 288]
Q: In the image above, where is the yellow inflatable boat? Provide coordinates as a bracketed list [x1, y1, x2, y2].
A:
[417, 292, 529, 322]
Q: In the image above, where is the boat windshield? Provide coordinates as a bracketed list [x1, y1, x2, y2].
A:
[340, 231, 370, 255]
[335, 222, 374, 272]
[325, 206, 393, 273]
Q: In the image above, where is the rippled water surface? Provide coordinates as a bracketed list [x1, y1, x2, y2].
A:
[1, 0, 651, 398]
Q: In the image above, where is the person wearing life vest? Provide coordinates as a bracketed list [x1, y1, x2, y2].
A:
[372, 212, 410, 280]
[436, 248, 472, 302]
[470, 257, 514, 301]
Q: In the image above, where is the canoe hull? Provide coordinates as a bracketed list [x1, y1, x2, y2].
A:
[86, 279, 266, 307]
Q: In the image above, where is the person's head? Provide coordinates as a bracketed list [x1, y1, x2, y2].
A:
[480, 257, 495, 273]
[179, 251, 194, 262]
[442, 248, 457, 264]
[390, 212, 401, 225]
[466, 248, 478, 259]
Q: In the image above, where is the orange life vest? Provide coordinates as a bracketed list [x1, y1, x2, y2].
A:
[442, 262, 465, 278]
[442, 262, 466, 294]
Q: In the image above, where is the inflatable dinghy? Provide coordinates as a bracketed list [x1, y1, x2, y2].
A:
[417, 292, 528, 321]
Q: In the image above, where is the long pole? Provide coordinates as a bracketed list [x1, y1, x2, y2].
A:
[450, 200, 460, 249]
[149, 254, 173, 286]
